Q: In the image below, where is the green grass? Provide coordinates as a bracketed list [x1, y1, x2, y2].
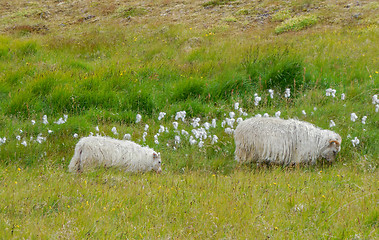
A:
[203, 0, 236, 8]
[0, 0, 378, 238]
[275, 14, 318, 34]
[0, 166, 377, 238]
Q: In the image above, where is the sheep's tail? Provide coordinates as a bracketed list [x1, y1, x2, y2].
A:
[68, 144, 83, 173]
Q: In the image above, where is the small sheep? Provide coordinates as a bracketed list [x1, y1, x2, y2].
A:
[234, 117, 342, 166]
[68, 136, 162, 173]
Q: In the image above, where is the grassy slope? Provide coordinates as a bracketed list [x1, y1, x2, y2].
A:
[0, 0, 378, 238]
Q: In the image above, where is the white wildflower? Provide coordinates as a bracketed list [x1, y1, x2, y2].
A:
[302, 110, 306, 116]
[159, 125, 165, 133]
[341, 93, 345, 100]
[21, 141, 27, 147]
[189, 136, 197, 145]
[325, 88, 332, 96]
[144, 124, 149, 131]
[234, 102, 239, 110]
[293, 204, 304, 212]
[254, 93, 261, 106]
[225, 127, 234, 135]
[158, 112, 166, 121]
[329, 120, 336, 128]
[191, 118, 201, 128]
[255, 114, 262, 118]
[211, 119, 217, 128]
[376, 104, 379, 113]
[36, 134, 46, 143]
[226, 118, 235, 128]
[73, 133, 79, 138]
[211, 135, 218, 144]
[172, 122, 178, 130]
[136, 114, 142, 123]
[154, 139, 159, 145]
[351, 137, 360, 147]
[123, 134, 131, 140]
[31, 120, 36, 125]
[198, 140, 204, 148]
[229, 112, 235, 119]
[326, 88, 336, 97]
[268, 89, 274, 99]
[361, 116, 367, 124]
[181, 130, 189, 136]
[350, 113, 358, 122]
[203, 122, 211, 130]
[142, 132, 148, 142]
[284, 88, 291, 98]
[16, 135, 21, 141]
[263, 113, 269, 117]
[95, 126, 99, 132]
[153, 133, 159, 139]
[221, 120, 226, 128]
[42, 115, 49, 125]
[174, 135, 181, 145]
[111, 127, 118, 135]
[236, 117, 243, 124]
[275, 111, 281, 118]
[372, 94, 378, 104]
[175, 111, 186, 122]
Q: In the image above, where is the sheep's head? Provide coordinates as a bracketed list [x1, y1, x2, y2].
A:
[152, 152, 162, 173]
[321, 134, 342, 162]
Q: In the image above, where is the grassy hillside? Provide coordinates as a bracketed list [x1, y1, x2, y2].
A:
[0, 0, 378, 238]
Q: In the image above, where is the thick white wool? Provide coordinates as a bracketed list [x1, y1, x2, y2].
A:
[234, 117, 342, 165]
[68, 136, 162, 173]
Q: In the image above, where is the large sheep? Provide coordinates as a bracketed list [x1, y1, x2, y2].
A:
[68, 136, 162, 173]
[234, 117, 342, 165]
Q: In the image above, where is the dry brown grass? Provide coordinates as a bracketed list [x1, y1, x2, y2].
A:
[1, 0, 377, 35]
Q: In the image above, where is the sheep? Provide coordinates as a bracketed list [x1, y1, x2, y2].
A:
[68, 136, 162, 173]
[234, 117, 342, 166]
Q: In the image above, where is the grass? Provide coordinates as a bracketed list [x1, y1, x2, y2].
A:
[275, 14, 318, 34]
[1, 166, 377, 238]
[0, 0, 378, 238]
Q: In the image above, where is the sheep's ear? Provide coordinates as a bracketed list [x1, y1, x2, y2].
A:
[153, 152, 158, 159]
[329, 140, 340, 147]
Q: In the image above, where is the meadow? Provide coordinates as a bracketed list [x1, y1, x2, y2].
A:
[0, 0, 378, 238]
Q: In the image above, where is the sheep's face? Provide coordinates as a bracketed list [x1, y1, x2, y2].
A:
[321, 136, 342, 162]
[152, 152, 162, 173]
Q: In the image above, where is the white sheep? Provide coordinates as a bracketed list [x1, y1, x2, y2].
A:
[68, 136, 162, 173]
[234, 117, 342, 166]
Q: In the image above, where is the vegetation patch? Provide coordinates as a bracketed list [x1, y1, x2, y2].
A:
[202, 0, 236, 8]
[271, 9, 291, 22]
[275, 14, 318, 34]
[116, 6, 147, 18]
